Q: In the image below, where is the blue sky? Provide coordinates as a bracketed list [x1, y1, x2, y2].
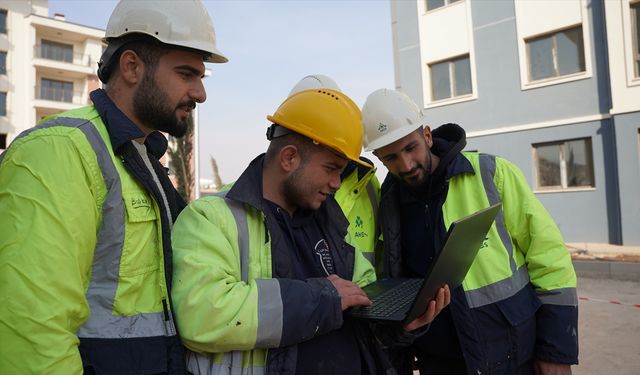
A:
[48, 0, 394, 183]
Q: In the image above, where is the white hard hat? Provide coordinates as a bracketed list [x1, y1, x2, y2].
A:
[361, 88, 424, 152]
[99, 0, 227, 81]
[289, 74, 340, 96]
[105, 0, 227, 63]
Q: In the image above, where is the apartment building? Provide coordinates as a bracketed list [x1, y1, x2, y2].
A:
[390, 0, 640, 245]
[0, 0, 103, 151]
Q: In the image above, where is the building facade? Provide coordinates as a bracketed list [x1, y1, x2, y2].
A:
[390, 0, 640, 245]
[0, 0, 103, 151]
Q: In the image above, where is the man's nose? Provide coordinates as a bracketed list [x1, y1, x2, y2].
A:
[190, 79, 207, 103]
[329, 172, 341, 191]
[399, 153, 413, 172]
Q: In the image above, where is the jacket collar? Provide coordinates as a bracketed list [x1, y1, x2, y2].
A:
[90, 89, 168, 158]
[226, 153, 267, 211]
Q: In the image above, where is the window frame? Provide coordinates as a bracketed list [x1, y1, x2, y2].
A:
[525, 25, 586, 83]
[0, 91, 6, 117]
[428, 54, 473, 103]
[0, 51, 6, 75]
[0, 9, 7, 34]
[40, 78, 74, 103]
[426, 0, 462, 12]
[40, 39, 74, 64]
[532, 137, 595, 192]
[632, 1, 640, 78]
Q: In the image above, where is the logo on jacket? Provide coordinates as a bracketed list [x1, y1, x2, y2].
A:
[479, 236, 489, 250]
[314, 239, 335, 276]
[355, 215, 363, 228]
[131, 197, 150, 209]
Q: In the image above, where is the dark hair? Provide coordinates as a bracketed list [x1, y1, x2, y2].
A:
[101, 35, 171, 85]
[265, 129, 320, 165]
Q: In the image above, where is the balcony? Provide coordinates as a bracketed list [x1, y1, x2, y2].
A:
[33, 45, 96, 78]
[34, 84, 86, 111]
[34, 44, 93, 67]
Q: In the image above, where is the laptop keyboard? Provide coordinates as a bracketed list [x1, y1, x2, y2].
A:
[352, 278, 423, 319]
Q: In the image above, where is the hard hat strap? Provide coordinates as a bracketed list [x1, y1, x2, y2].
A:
[265, 124, 291, 141]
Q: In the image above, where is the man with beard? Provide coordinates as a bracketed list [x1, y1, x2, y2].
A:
[360, 89, 579, 375]
[0, 1, 226, 373]
[170, 88, 450, 374]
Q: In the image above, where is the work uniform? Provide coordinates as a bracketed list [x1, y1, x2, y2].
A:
[171, 154, 398, 375]
[379, 123, 578, 374]
[0, 89, 186, 374]
[334, 157, 381, 267]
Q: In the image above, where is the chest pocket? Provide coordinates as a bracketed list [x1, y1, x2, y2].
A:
[120, 192, 160, 276]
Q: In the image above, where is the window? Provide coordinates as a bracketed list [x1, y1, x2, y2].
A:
[40, 79, 73, 102]
[0, 92, 6, 116]
[426, 0, 461, 11]
[632, 1, 640, 78]
[0, 51, 5, 75]
[0, 133, 6, 149]
[40, 40, 73, 63]
[0, 9, 6, 34]
[429, 55, 472, 101]
[533, 138, 594, 190]
[526, 26, 585, 82]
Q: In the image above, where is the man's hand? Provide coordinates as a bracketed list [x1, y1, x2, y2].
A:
[403, 284, 450, 332]
[327, 274, 372, 310]
[534, 360, 572, 375]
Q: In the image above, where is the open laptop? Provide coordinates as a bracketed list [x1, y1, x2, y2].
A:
[347, 203, 501, 325]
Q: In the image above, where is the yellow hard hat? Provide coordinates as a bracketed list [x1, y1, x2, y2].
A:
[267, 89, 370, 168]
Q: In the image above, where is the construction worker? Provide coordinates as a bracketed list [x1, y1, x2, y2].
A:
[289, 74, 382, 269]
[0, 0, 226, 373]
[361, 88, 579, 375]
[171, 88, 450, 374]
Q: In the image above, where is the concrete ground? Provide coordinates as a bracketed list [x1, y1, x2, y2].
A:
[573, 265, 640, 375]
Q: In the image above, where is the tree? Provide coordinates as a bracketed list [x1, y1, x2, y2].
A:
[167, 116, 194, 201]
[210, 155, 224, 191]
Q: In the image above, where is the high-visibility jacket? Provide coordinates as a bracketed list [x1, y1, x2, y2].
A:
[334, 161, 381, 266]
[380, 150, 578, 374]
[0, 92, 185, 374]
[171, 154, 379, 375]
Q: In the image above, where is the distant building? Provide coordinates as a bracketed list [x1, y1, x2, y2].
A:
[0, 1, 203, 199]
[0, 0, 103, 150]
[390, 0, 640, 245]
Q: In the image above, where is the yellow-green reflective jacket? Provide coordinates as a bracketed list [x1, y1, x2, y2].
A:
[0, 98, 185, 374]
[172, 155, 376, 375]
[379, 150, 578, 370]
[334, 164, 381, 266]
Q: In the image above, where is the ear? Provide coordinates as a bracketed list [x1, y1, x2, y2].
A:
[423, 126, 433, 148]
[279, 145, 300, 173]
[118, 50, 144, 85]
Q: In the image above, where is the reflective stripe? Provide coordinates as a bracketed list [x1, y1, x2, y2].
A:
[186, 350, 266, 375]
[367, 180, 380, 244]
[11, 117, 169, 338]
[214, 192, 250, 282]
[362, 251, 375, 264]
[255, 279, 284, 347]
[478, 153, 517, 273]
[465, 266, 530, 308]
[537, 287, 578, 306]
[213, 192, 284, 348]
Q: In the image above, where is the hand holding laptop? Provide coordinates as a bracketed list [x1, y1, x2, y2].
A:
[403, 284, 450, 331]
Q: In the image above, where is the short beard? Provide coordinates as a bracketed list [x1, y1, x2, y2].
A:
[398, 139, 433, 191]
[282, 164, 313, 212]
[133, 71, 195, 138]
